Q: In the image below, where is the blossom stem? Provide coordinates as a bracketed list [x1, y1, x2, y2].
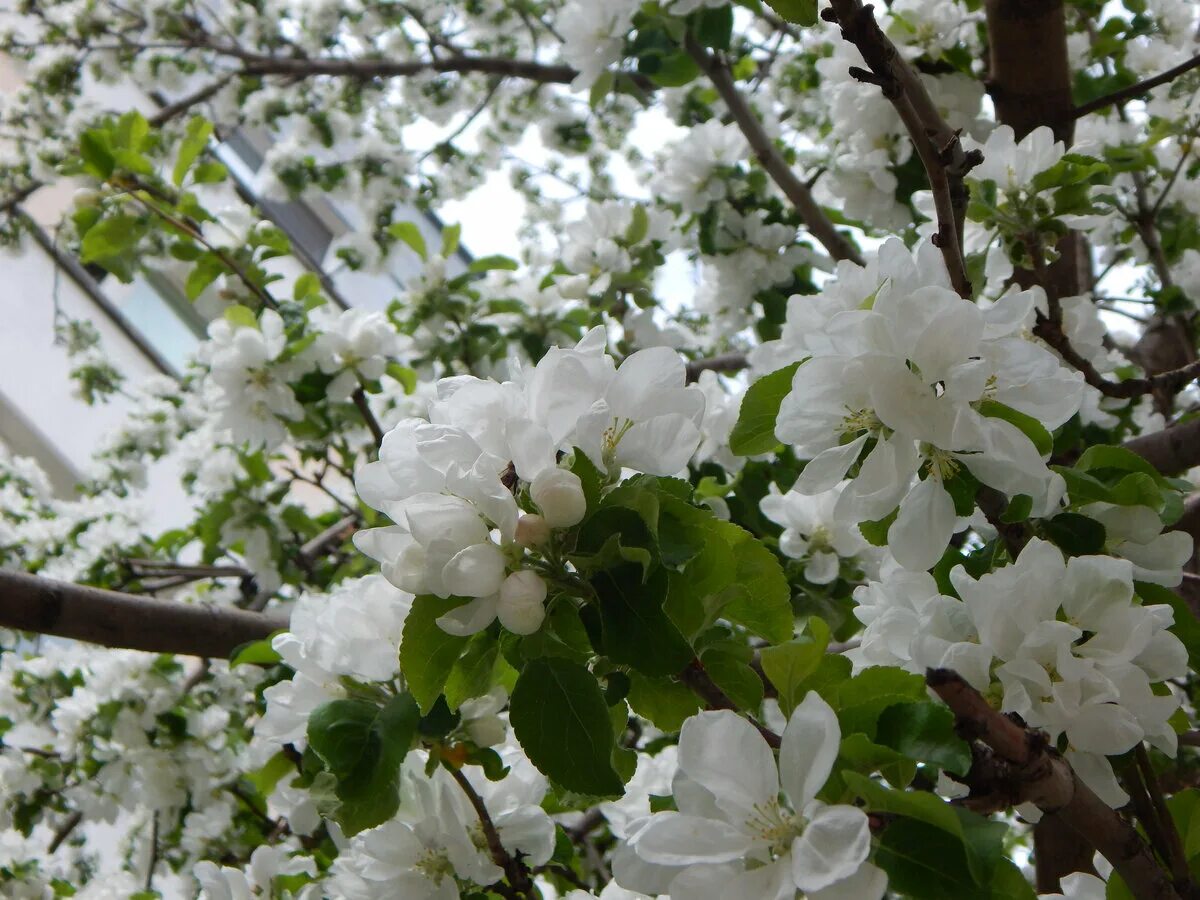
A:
[351, 386, 385, 448]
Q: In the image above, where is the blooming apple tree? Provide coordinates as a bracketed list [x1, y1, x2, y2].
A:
[3, 0, 1200, 897]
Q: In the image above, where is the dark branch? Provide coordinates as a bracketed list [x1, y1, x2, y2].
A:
[685, 37, 864, 265]
[1074, 54, 1200, 119]
[824, 0, 978, 298]
[927, 668, 1180, 900]
[0, 569, 286, 658]
[685, 352, 748, 382]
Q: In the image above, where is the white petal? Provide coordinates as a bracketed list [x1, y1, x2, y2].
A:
[618, 414, 702, 475]
[631, 812, 754, 866]
[807, 861, 888, 900]
[435, 595, 499, 636]
[441, 542, 507, 598]
[678, 710, 779, 824]
[888, 476, 955, 571]
[794, 435, 868, 495]
[790, 803, 872, 892]
[780, 692, 841, 807]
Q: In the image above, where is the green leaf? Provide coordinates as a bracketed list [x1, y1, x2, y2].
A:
[978, 399, 1053, 456]
[510, 657, 624, 795]
[729, 362, 801, 456]
[590, 565, 693, 677]
[1000, 494, 1033, 523]
[306, 693, 420, 835]
[186, 255, 224, 301]
[79, 214, 140, 263]
[875, 701, 972, 775]
[759, 618, 830, 716]
[876, 818, 1000, 899]
[224, 304, 258, 329]
[700, 647, 764, 711]
[293, 272, 322, 301]
[229, 637, 282, 668]
[468, 254, 519, 273]
[443, 632, 500, 711]
[764, 0, 818, 26]
[1043, 512, 1106, 556]
[625, 204, 649, 245]
[441, 222, 462, 258]
[173, 117, 213, 186]
[388, 221, 427, 260]
[80, 130, 115, 179]
[859, 507, 899, 547]
[399, 595, 473, 714]
[626, 672, 702, 732]
[1076, 444, 1163, 478]
[693, 5, 734, 50]
[835, 667, 925, 738]
[845, 771, 1006, 884]
[245, 750, 295, 798]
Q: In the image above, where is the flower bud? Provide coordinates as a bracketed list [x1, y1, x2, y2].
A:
[442, 542, 506, 598]
[496, 570, 548, 635]
[530, 469, 587, 528]
[466, 715, 507, 748]
[515, 513, 551, 547]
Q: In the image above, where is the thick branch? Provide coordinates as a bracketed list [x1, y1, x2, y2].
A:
[0, 570, 286, 658]
[685, 352, 748, 382]
[1074, 54, 1200, 119]
[823, 1, 978, 297]
[1123, 418, 1200, 476]
[685, 38, 863, 265]
[927, 669, 1179, 900]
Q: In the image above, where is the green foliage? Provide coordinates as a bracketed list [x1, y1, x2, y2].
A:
[306, 693, 420, 835]
[729, 362, 801, 456]
[400, 596, 473, 714]
[510, 657, 624, 795]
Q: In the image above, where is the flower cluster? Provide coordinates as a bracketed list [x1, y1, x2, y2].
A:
[354, 327, 704, 636]
[767, 239, 1084, 570]
[851, 539, 1187, 805]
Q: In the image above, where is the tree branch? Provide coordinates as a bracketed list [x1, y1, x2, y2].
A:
[1123, 418, 1200, 476]
[926, 668, 1180, 900]
[685, 352, 748, 383]
[0, 570, 286, 658]
[685, 37, 863, 266]
[1074, 54, 1200, 119]
[677, 658, 781, 748]
[823, 0, 979, 299]
[446, 764, 533, 897]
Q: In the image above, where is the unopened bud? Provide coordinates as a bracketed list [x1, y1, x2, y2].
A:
[530, 469, 587, 528]
[466, 715, 507, 748]
[497, 570, 548, 635]
[515, 513, 551, 547]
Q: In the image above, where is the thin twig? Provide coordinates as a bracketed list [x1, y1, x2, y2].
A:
[685, 352, 748, 382]
[1073, 53, 1200, 119]
[446, 765, 533, 897]
[824, 0, 980, 298]
[677, 659, 781, 748]
[48, 810, 83, 853]
[351, 387, 385, 448]
[685, 37, 863, 265]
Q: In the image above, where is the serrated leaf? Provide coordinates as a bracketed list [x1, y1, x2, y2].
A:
[510, 657, 623, 795]
[307, 693, 420, 835]
[759, 618, 830, 716]
[1043, 512, 1106, 556]
[764, 0, 818, 26]
[590, 565, 693, 676]
[730, 362, 801, 456]
[399, 595, 473, 713]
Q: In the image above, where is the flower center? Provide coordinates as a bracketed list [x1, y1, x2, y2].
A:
[838, 407, 883, 437]
[602, 417, 635, 464]
[414, 848, 454, 884]
[745, 798, 804, 857]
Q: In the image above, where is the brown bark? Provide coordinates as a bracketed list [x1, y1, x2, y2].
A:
[984, 0, 1075, 144]
[0, 570, 286, 658]
[928, 669, 1180, 900]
